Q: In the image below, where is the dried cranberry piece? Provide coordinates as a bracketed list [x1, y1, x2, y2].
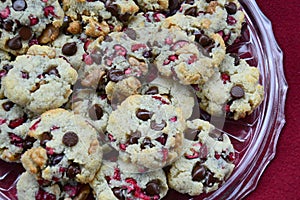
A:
[8, 116, 26, 129]
[0, 6, 10, 19]
[43, 6, 56, 17]
[35, 188, 56, 200]
[21, 71, 29, 79]
[28, 15, 39, 26]
[8, 132, 23, 147]
[155, 133, 168, 145]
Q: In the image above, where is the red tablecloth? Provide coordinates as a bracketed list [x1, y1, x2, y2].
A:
[245, 0, 300, 199]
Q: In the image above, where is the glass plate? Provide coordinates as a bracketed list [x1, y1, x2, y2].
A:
[0, 0, 287, 199]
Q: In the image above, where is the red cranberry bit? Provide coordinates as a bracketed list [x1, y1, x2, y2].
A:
[37, 179, 51, 187]
[28, 38, 39, 46]
[131, 43, 147, 52]
[114, 44, 127, 57]
[0, 118, 7, 125]
[29, 118, 41, 130]
[0, 69, 7, 78]
[8, 116, 26, 129]
[2, 101, 14, 111]
[0, 6, 10, 19]
[199, 143, 208, 161]
[155, 133, 168, 145]
[145, 179, 160, 197]
[227, 16, 237, 25]
[48, 153, 64, 166]
[62, 131, 79, 147]
[83, 54, 93, 65]
[66, 163, 81, 179]
[35, 188, 56, 200]
[43, 6, 56, 17]
[21, 71, 29, 79]
[170, 116, 177, 122]
[184, 148, 200, 159]
[8, 132, 23, 147]
[221, 72, 230, 84]
[83, 39, 91, 52]
[151, 95, 170, 105]
[161, 148, 168, 162]
[214, 152, 221, 159]
[108, 133, 116, 142]
[136, 109, 153, 121]
[153, 12, 165, 22]
[187, 54, 197, 64]
[46, 147, 54, 155]
[50, 125, 60, 131]
[113, 168, 121, 181]
[64, 183, 80, 197]
[165, 37, 173, 45]
[119, 143, 127, 151]
[28, 15, 39, 26]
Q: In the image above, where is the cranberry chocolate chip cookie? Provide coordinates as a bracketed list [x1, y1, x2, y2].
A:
[106, 94, 185, 170]
[196, 53, 264, 120]
[0, 0, 64, 55]
[2, 55, 78, 114]
[0, 99, 35, 162]
[90, 160, 168, 200]
[21, 108, 103, 184]
[17, 171, 91, 200]
[168, 119, 235, 196]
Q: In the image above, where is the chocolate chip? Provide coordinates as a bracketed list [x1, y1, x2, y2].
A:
[192, 162, 206, 182]
[141, 137, 154, 149]
[150, 120, 166, 131]
[40, 132, 52, 147]
[3, 64, 13, 71]
[106, 4, 119, 17]
[204, 170, 217, 187]
[48, 153, 64, 166]
[145, 86, 159, 95]
[184, 7, 197, 16]
[19, 26, 32, 40]
[66, 163, 81, 179]
[229, 53, 240, 66]
[12, 0, 27, 11]
[107, 69, 125, 82]
[143, 50, 153, 58]
[62, 131, 79, 147]
[88, 104, 103, 120]
[118, 13, 131, 23]
[145, 180, 160, 196]
[112, 187, 125, 200]
[184, 128, 201, 141]
[225, 2, 237, 15]
[22, 136, 36, 151]
[124, 28, 136, 40]
[62, 42, 77, 56]
[3, 20, 13, 32]
[136, 109, 153, 121]
[7, 36, 22, 50]
[45, 67, 60, 78]
[168, 0, 181, 15]
[206, 0, 214, 3]
[196, 33, 212, 47]
[185, 0, 194, 4]
[230, 85, 245, 99]
[127, 131, 141, 145]
[2, 101, 14, 111]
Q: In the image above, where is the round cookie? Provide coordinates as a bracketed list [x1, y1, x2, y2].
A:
[196, 53, 264, 120]
[71, 89, 112, 133]
[0, 0, 64, 55]
[17, 171, 91, 200]
[90, 160, 168, 200]
[151, 27, 225, 85]
[140, 76, 197, 120]
[0, 99, 35, 162]
[134, 0, 169, 12]
[21, 108, 103, 184]
[163, 0, 245, 45]
[168, 119, 235, 196]
[106, 94, 185, 170]
[2, 55, 78, 114]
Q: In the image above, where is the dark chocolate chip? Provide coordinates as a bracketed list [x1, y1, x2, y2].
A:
[197, 34, 212, 47]
[150, 120, 166, 131]
[204, 170, 217, 187]
[184, 7, 197, 16]
[124, 28, 137, 40]
[127, 131, 141, 145]
[62, 42, 77, 56]
[112, 187, 126, 200]
[225, 2, 237, 15]
[66, 163, 81, 179]
[40, 132, 52, 147]
[62, 131, 79, 147]
[192, 162, 206, 182]
[229, 53, 240, 66]
[35, 188, 56, 200]
[168, 0, 181, 15]
[184, 128, 201, 141]
[185, 0, 194, 4]
[3, 20, 13, 32]
[12, 0, 27, 11]
[106, 4, 119, 17]
[22, 136, 36, 151]
[45, 67, 60, 78]
[136, 109, 153, 121]
[19, 26, 32, 40]
[118, 13, 131, 23]
[141, 137, 154, 149]
[145, 86, 159, 95]
[145, 180, 160, 196]
[88, 104, 103, 120]
[3, 64, 13, 71]
[107, 69, 125, 82]
[142, 50, 153, 58]
[48, 153, 64, 166]
[230, 85, 245, 99]
[2, 101, 14, 111]
[7, 36, 22, 50]
[206, 0, 214, 3]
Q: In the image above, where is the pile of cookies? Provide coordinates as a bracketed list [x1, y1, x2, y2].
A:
[0, 0, 264, 199]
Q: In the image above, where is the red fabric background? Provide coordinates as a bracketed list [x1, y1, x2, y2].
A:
[244, 0, 300, 199]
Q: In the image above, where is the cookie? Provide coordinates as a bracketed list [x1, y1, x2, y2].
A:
[134, 0, 169, 12]
[151, 27, 225, 85]
[21, 108, 103, 184]
[163, 0, 245, 45]
[0, 0, 64, 55]
[71, 89, 112, 133]
[90, 160, 168, 200]
[17, 171, 91, 200]
[2, 55, 78, 114]
[196, 54, 264, 120]
[168, 119, 235, 196]
[128, 12, 166, 29]
[140, 76, 197, 120]
[106, 94, 185, 170]
[0, 99, 35, 162]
